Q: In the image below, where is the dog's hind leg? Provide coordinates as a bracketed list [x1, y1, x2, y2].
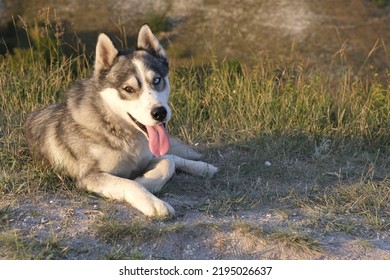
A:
[135, 157, 175, 193]
[80, 172, 175, 217]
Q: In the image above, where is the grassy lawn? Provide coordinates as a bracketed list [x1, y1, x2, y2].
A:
[0, 17, 389, 259]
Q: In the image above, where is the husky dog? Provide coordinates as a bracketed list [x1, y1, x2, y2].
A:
[24, 25, 217, 217]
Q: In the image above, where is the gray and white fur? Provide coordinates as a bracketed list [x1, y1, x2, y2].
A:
[24, 25, 217, 217]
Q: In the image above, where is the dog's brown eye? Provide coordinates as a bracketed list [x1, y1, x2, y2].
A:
[123, 86, 134, 93]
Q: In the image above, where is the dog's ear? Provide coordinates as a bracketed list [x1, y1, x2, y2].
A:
[137, 24, 167, 59]
[94, 33, 118, 75]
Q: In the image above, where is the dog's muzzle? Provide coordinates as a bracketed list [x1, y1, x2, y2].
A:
[127, 107, 170, 157]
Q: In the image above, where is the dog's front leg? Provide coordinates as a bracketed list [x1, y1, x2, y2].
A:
[79, 172, 175, 217]
[165, 155, 218, 177]
[135, 156, 175, 193]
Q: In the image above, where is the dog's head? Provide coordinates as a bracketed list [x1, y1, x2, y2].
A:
[94, 25, 171, 156]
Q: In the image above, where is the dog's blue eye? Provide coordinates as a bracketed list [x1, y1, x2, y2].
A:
[124, 86, 134, 93]
[153, 77, 161, 85]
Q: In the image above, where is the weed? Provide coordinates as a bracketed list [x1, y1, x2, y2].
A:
[168, 60, 390, 149]
[143, 0, 172, 34]
[102, 247, 145, 260]
[0, 230, 67, 259]
[320, 180, 390, 230]
[369, 0, 389, 8]
[146, 11, 170, 34]
[94, 215, 185, 244]
[270, 229, 321, 252]
[284, 179, 390, 234]
[0, 205, 13, 228]
[233, 221, 322, 253]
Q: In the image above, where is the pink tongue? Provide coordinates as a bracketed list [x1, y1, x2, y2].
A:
[145, 124, 170, 157]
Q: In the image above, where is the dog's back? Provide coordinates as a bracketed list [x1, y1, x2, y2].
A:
[24, 101, 81, 177]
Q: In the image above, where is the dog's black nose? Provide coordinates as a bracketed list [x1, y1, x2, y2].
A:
[151, 106, 167, 122]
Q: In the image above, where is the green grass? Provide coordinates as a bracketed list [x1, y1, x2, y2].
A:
[94, 215, 185, 244]
[1, 17, 389, 151]
[0, 230, 68, 259]
[369, 0, 389, 8]
[316, 180, 390, 231]
[233, 221, 322, 253]
[169, 60, 390, 146]
[0, 16, 389, 259]
[279, 179, 390, 236]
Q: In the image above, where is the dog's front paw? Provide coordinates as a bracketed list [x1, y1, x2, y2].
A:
[204, 163, 218, 177]
[140, 197, 175, 218]
[194, 161, 218, 178]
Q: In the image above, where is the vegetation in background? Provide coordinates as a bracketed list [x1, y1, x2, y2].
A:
[369, 0, 389, 8]
[0, 14, 389, 259]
